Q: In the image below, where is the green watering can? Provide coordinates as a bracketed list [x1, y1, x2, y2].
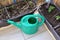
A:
[7, 13, 45, 34]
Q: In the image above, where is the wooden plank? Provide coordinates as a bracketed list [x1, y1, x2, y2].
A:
[37, 0, 46, 6]
[44, 23, 56, 40]
[0, 25, 13, 31]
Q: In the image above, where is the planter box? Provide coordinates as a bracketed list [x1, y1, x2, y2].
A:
[0, 0, 37, 27]
[38, 3, 60, 40]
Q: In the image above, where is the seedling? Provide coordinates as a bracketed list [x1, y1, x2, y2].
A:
[0, 9, 2, 13]
[24, 0, 35, 9]
[55, 15, 60, 20]
[0, 9, 3, 18]
[48, 5, 55, 13]
[28, 1, 34, 8]
[0, 9, 4, 15]
[9, 5, 15, 9]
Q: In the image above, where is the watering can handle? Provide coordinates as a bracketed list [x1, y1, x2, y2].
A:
[34, 13, 45, 26]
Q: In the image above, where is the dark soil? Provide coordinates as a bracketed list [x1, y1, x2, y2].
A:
[40, 3, 60, 36]
[7, 5, 19, 18]
[40, 3, 60, 27]
[0, 8, 9, 20]
[0, 1, 36, 21]
[0, 1, 36, 27]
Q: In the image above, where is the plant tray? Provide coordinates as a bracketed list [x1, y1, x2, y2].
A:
[39, 3, 60, 40]
[0, 0, 37, 27]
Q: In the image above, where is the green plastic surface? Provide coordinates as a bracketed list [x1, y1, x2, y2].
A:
[7, 13, 45, 34]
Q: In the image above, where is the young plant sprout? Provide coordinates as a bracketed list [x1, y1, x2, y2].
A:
[28, 1, 34, 8]
[0, 9, 3, 14]
[55, 15, 60, 20]
[48, 5, 55, 13]
[24, 0, 35, 9]
[7, 5, 16, 12]
[0, 9, 2, 13]
[0, 9, 2, 18]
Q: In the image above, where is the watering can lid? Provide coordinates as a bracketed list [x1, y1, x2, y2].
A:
[20, 15, 38, 27]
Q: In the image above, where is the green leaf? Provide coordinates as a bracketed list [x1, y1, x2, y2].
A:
[55, 16, 60, 20]
[48, 5, 55, 13]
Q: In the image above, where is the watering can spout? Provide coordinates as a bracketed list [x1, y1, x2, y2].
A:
[7, 20, 21, 28]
